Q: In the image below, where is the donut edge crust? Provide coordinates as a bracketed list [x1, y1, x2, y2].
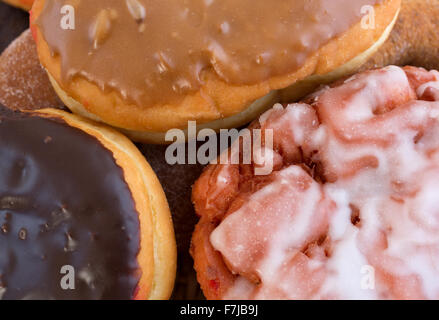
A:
[31, 0, 401, 141]
[35, 108, 177, 300]
[2, 0, 33, 10]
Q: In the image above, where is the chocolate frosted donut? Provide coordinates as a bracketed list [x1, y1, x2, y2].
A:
[31, 0, 401, 143]
[0, 106, 176, 300]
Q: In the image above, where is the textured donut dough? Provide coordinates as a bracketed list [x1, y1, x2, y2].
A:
[0, 29, 62, 111]
[362, 0, 439, 71]
[2, 0, 33, 10]
[32, 0, 401, 143]
[34, 108, 177, 300]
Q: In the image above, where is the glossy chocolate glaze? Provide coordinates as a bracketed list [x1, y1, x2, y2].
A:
[0, 106, 140, 300]
[36, 0, 382, 107]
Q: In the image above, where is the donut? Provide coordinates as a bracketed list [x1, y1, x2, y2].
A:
[31, 0, 401, 143]
[0, 24, 201, 298]
[280, 0, 439, 103]
[191, 66, 439, 300]
[362, 0, 439, 71]
[0, 29, 62, 111]
[0, 105, 176, 299]
[2, 0, 33, 10]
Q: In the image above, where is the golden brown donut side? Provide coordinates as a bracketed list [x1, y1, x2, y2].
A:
[35, 109, 177, 300]
[31, 0, 401, 136]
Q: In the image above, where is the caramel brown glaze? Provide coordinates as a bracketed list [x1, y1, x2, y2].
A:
[362, 0, 439, 71]
[35, 0, 383, 108]
[0, 29, 62, 111]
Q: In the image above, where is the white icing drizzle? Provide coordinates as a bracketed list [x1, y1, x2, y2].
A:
[211, 66, 439, 300]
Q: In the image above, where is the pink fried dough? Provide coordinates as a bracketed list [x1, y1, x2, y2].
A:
[192, 66, 439, 300]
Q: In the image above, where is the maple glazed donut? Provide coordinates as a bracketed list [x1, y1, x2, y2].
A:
[31, 0, 401, 143]
[191, 66, 439, 300]
[0, 106, 176, 300]
[2, 0, 33, 10]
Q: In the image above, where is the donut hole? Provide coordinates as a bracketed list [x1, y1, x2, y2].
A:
[372, 102, 397, 116]
[404, 66, 437, 91]
[301, 234, 331, 259]
[419, 86, 439, 102]
[350, 204, 361, 227]
[413, 131, 424, 144]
